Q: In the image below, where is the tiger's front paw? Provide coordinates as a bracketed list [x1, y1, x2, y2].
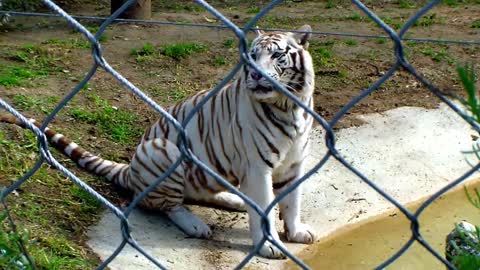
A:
[286, 223, 316, 244]
[258, 241, 286, 259]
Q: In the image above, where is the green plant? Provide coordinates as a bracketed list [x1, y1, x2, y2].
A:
[161, 42, 207, 60]
[458, 64, 479, 122]
[247, 7, 260, 14]
[376, 38, 388, 44]
[0, 207, 34, 270]
[130, 42, 156, 56]
[309, 41, 335, 69]
[379, 16, 403, 30]
[420, 47, 449, 62]
[223, 39, 235, 48]
[325, 0, 336, 9]
[344, 39, 358, 46]
[413, 13, 437, 27]
[345, 13, 364, 22]
[472, 20, 480, 28]
[213, 56, 226, 66]
[443, 0, 459, 6]
[70, 94, 142, 144]
[12, 94, 58, 114]
[398, 0, 415, 8]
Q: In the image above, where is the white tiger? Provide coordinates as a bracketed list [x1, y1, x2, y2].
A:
[0, 25, 316, 258]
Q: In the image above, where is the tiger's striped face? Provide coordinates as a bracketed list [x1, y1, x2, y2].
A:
[245, 25, 314, 101]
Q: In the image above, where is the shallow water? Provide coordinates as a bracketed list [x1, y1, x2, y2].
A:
[287, 181, 480, 270]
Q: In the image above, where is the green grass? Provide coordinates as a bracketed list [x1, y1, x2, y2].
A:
[161, 42, 208, 60]
[131, 42, 156, 56]
[42, 38, 91, 49]
[130, 43, 158, 63]
[345, 13, 365, 22]
[164, 3, 203, 12]
[472, 20, 480, 28]
[443, 0, 459, 6]
[397, 0, 416, 8]
[413, 13, 438, 27]
[70, 94, 142, 144]
[344, 39, 358, 46]
[420, 46, 449, 62]
[0, 129, 102, 269]
[261, 15, 296, 28]
[379, 16, 403, 30]
[12, 94, 58, 114]
[309, 41, 336, 69]
[223, 39, 235, 49]
[213, 56, 226, 66]
[325, 0, 336, 9]
[0, 43, 61, 87]
[376, 38, 388, 44]
[246, 7, 260, 14]
[84, 26, 108, 42]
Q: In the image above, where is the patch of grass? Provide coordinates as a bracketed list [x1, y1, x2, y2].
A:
[70, 94, 142, 144]
[0, 130, 101, 269]
[12, 94, 58, 114]
[397, 0, 415, 8]
[213, 56, 226, 66]
[376, 37, 388, 44]
[84, 26, 108, 42]
[168, 88, 188, 102]
[246, 7, 260, 14]
[261, 15, 296, 28]
[131, 43, 158, 63]
[0, 66, 46, 87]
[131, 42, 156, 56]
[420, 46, 449, 62]
[413, 13, 437, 27]
[379, 16, 403, 29]
[42, 38, 91, 49]
[472, 20, 480, 28]
[223, 39, 235, 49]
[161, 42, 208, 60]
[443, 0, 459, 6]
[345, 13, 364, 22]
[344, 39, 358, 46]
[165, 3, 203, 12]
[0, 43, 61, 87]
[325, 0, 336, 9]
[309, 41, 335, 69]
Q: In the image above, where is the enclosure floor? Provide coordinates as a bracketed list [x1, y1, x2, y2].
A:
[86, 103, 479, 269]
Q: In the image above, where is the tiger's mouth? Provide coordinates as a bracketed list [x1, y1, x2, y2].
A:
[253, 85, 274, 93]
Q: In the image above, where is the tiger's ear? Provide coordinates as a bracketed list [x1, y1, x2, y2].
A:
[255, 26, 264, 36]
[292, 25, 312, 49]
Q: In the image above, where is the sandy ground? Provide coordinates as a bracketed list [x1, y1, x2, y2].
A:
[87, 103, 479, 269]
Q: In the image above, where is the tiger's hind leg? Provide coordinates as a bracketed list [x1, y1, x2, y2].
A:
[189, 191, 246, 212]
[130, 138, 211, 238]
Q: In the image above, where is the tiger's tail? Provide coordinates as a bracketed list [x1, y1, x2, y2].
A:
[0, 113, 130, 189]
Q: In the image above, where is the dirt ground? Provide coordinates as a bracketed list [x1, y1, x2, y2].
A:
[0, 0, 479, 268]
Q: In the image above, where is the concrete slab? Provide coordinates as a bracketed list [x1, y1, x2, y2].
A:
[87, 104, 479, 269]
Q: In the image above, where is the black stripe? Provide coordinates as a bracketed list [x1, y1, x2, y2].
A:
[261, 103, 293, 139]
[253, 137, 273, 168]
[256, 127, 279, 155]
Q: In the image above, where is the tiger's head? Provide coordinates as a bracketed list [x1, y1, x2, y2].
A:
[245, 25, 314, 101]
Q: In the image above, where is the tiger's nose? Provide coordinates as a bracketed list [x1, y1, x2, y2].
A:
[250, 71, 262, 81]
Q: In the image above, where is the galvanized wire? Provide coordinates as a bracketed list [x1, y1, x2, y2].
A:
[0, 1, 478, 269]
[1, 10, 480, 45]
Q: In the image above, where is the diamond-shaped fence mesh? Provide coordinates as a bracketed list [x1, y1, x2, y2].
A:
[0, 0, 479, 269]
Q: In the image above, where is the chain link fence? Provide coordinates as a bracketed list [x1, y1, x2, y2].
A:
[0, 0, 479, 269]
